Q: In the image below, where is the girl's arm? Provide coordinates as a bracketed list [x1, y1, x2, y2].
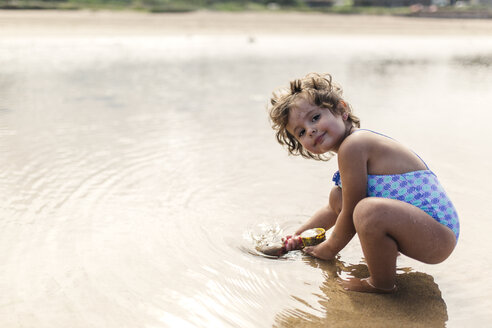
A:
[283, 203, 337, 251]
[304, 136, 369, 259]
[293, 204, 337, 236]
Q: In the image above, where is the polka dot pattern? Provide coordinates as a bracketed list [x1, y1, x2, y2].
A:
[333, 170, 460, 241]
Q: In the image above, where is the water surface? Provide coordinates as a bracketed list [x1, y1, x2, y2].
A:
[1, 34, 492, 327]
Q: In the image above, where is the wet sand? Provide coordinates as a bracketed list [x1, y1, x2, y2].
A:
[274, 261, 448, 328]
[1, 9, 492, 37]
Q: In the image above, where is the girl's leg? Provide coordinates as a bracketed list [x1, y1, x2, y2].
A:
[341, 197, 456, 293]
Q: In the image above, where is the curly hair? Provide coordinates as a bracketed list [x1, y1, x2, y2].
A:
[268, 73, 360, 161]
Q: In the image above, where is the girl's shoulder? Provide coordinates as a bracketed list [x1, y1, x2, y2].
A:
[337, 130, 373, 161]
[339, 129, 377, 152]
[342, 129, 397, 150]
[340, 129, 428, 174]
[338, 129, 394, 163]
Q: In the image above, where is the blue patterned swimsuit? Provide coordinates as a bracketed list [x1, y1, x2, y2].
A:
[332, 130, 460, 242]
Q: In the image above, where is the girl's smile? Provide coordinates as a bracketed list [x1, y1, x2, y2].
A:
[314, 132, 326, 147]
[286, 98, 349, 154]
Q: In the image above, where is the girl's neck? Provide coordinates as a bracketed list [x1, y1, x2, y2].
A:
[333, 124, 356, 154]
[343, 124, 356, 141]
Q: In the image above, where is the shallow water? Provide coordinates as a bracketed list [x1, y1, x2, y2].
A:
[1, 34, 492, 327]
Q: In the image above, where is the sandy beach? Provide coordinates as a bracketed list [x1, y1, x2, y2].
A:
[1, 9, 492, 37]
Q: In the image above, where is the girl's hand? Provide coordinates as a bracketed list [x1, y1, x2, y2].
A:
[282, 235, 302, 251]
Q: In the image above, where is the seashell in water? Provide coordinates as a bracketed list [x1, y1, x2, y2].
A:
[300, 228, 326, 246]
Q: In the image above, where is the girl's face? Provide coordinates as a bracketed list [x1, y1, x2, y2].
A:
[286, 98, 348, 154]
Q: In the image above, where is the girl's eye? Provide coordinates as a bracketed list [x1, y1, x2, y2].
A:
[298, 129, 305, 138]
[312, 114, 320, 122]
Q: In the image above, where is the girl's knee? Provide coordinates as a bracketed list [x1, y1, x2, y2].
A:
[353, 198, 388, 234]
[329, 186, 342, 215]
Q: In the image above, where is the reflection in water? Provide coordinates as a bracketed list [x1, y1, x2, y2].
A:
[246, 224, 448, 327]
[248, 226, 448, 327]
[274, 257, 447, 328]
[1, 34, 492, 327]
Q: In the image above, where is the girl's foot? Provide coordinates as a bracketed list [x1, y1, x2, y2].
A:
[338, 277, 397, 294]
[302, 243, 335, 260]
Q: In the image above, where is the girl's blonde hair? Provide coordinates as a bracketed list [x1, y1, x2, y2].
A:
[268, 73, 360, 161]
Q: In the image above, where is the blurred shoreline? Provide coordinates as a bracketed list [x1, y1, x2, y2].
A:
[1, 9, 492, 37]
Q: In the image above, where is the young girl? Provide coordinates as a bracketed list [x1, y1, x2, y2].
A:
[268, 73, 459, 293]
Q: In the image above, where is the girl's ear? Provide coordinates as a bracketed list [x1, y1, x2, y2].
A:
[339, 100, 348, 120]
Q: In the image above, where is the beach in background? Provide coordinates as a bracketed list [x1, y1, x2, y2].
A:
[1, 10, 492, 328]
[2, 10, 492, 36]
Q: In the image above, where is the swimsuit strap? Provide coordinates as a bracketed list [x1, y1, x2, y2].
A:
[351, 128, 430, 170]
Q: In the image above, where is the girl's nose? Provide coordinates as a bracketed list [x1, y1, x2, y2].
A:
[309, 127, 317, 136]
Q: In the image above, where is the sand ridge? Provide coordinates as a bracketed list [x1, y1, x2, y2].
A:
[1, 9, 492, 37]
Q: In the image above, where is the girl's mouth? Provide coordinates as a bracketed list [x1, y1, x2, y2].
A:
[315, 133, 325, 146]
